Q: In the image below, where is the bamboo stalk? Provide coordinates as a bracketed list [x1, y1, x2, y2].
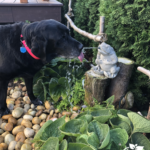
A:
[65, 14, 103, 42]
[99, 16, 105, 34]
[137, 67, 150, 78]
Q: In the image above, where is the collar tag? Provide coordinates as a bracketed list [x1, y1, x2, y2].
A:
[20, 47, 26, 53]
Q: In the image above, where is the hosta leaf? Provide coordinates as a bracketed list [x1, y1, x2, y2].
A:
[105, 95, 115, 105]
[40, 137, 59, 150]
[68, 143, 94, 150]
[33, 70, 44, 84]
[33, 120, 53, 142]
[110, 116, 131, 135]
[44, 68, 60, 78]
[59, 119, 88, 137]
[131, 133, 150, 150]
[88, 132, 100, 149]
[77, 115, 93, 123]
[110, 128, 128, 147]
[41, 116, 65, 141]
[128, 112, 150, 133]
[49, 77, 69, 102]
[59, 139, 68, 150]
[88, 121, 110, 149]
[76, 134, 88, 144]
[91, 109, 112, 123]
[117, 109, 132, 117]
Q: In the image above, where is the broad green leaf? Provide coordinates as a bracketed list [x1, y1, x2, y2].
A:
[110, 116, 131, 135]
[49, 77, 69, 102]
[76, 134, 88, 144]
[110, 128, 128, 147]
[117, 109, 132, 117]
[41, 116, 65, 141]
[33, 70, 44, 84]
[33, 120, 53, 142]
[59, 119, 88, 137]
[105, 95, 115, 105]
[44, 68, 60, 78]
[131, 133, 150, 150]
[40, 137, 59, 150]
[59, 139, 68, 150]
[91, 110, 112, 123]
[88, 121, 110, 149]
[33, 79, 47, 101]
[68, 143, 94, 150]
[77, 115, 93, 123]
[88, 132, 100, 149]
[128, 112, 150, 133]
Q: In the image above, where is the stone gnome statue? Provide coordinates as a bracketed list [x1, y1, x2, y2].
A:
[92, 42, 120, 78]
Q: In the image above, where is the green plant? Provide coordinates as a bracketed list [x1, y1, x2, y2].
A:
[33, 57, 88, 110]
[33, 96, 150, 150]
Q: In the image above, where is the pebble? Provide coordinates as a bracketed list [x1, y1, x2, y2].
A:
[45, 101, 51, 109]
[36, 106, 45, 110]
[32, 117, 41, 124]
[35, 110, 43, 117]
[30, 104, 35, 109]
[15, 142, 23, 150]
[12, 125, 25, 135]
[24, 104, 30, 110]
[55, 109, 60, 113]
[12, 107, 24, 118]
[65, 117, 70, 122]
[71, 113, 79, 119]
[7, 104, 14, 111]
[4, 134, 15, 145]
[62, 111, 72, 117]
[2, 114, 12, 120]
[24, 128, 35, 138]
[4, 123, 13, 132]
[15, 132, 26, 142]
[0, 129, 4, 134]
[32, 124, 40, 131]
[1, 123, 7, 131]
[28, 110, 36, 116]
[12, 91, 21, 99]
[0, 143, 8, 150]
[8, 141, 17, 150]
[22, 86, 26, 92]
[0, 135, 4, 143]
[23, 115, 33, 121]
[17, 118, 23, 126]
[39, 113, 47, 120]
[73, 106, 80, 111]
[21, 143, 32, 150]
[50, 110, 54, 116]
[24, 138, 33, 145]
[21, 119, 32, 128]
[8, 117, 17, 125]
[1, 131, 10, 137]
[50, 118, 57, 121]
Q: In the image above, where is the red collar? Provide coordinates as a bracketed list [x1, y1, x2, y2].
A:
[20, 35, 40, 60]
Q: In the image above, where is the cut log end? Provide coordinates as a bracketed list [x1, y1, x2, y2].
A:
[118, 57, 135, 65]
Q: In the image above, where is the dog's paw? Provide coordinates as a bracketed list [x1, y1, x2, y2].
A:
[31, 98, 43, 106]
[0, 108, 10, 117]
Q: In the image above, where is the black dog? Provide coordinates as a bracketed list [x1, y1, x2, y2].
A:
[0, 19, 83, 116]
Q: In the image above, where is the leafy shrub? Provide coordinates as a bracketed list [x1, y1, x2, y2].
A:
[33, 95, 150, 150]
[33, 58, 88, 110]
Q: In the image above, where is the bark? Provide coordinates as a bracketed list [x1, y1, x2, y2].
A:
[84, 70, 110, 106]
[107, 57, 134, 107]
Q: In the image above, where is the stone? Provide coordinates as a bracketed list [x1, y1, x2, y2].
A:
[35, 110, 43, 117]
[58, 113, 62, 118]
[55, 109, 60, 113]
[0, 135, 4, 143]
[50, 110, 54, 116]
[30, 104, 35, 109]
[8, 141, 17, 150]
[15, 132, 26, 143]
[4, 123, 13, 132]
[6, 99, 15, 105]
[72, 106, 80, 111]
[24, 138, 33, 145]
[22, 86, 26, 92]
[18, 84, 23, 90]
[14, 87, 20, 92]
[12, 125, 25, 135]
[62, 111, 72, 117]
[53, 114, 58, 118]
[24, 104, 30, 110]
[50, 118, 57, 121]
[65, 117, 70, 122]
[71, 113, 79, 119]
[23, 96, 29, 102]
[17, 118, 23, 126]
[39, 114, 47, 120]
[7, 90, 10, 96]
[43, 109, 50, 114]
[7, 104, 14, 111]
[12, 107, 24, 118]
[32, 124, 40, 131]
[45, 101, 51, 109]
[24, 128, 35, 138]
[23, 115, 33, 121]
[4, 134, 15, 145]
[32, 117, 41, 125]
[0, 129, 4, 134]
[2, 114, 12, 120]
[46, 115, 52, 121]
[12, 91, 21, 99]
[21, 144, 32, 150]
[1, 131, 10, 137]
[0, 143, 7, 150]
[15, 100, 21, 105]
[8, 117, 17, 125]
[28, 110, 36, 117]
[36, 106, 45, 110]
[40, 121, 45, 127]
[21, 119, 32, 128]
[1, 123, 7, 131]
[10, 89, 14, 95]
[15, 142, 23, 150]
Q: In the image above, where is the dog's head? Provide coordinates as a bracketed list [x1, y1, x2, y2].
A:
[22, 20, 83, 63]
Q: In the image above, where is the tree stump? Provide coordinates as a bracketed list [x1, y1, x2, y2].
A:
[84, 70, 110, 106]
[107, 57, 134, 107]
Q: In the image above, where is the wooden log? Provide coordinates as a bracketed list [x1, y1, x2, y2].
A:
[84, 70, 110, 106]
[107, 57, 134, 107]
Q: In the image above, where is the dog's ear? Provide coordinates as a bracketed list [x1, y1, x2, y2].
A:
[31, 36, 47, 63]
